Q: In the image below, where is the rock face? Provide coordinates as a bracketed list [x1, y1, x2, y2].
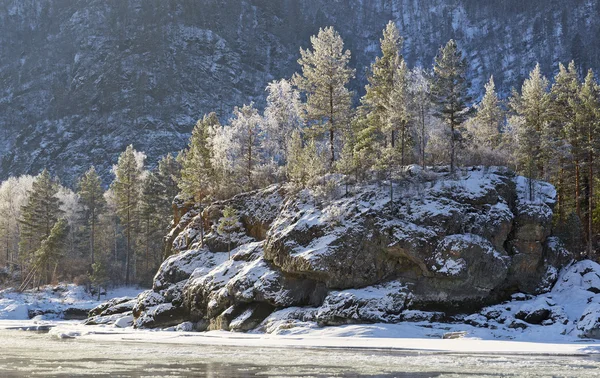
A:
[1, 1, 599, 184]
[101, 167, 574, 331]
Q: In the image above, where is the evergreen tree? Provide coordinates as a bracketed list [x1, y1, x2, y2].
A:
[78, 166, 105, 267]
[157, 153, 181, 207]
[137, 171, 164, 282]
[286, 130, 306, 184]
[408, 67, 432, 169]
[550, 62, 580, 220]
[34, 218, 69, 285]
[229, 103, 263, 191]
[217, 206, 240, 260]
[363, 21, 403, 147]
[293, 26, 355, 167]
[510, 63, 551, 200]
[577, 69, 600, 258]
[430, 39, 471, 173]
[179, 113, 219, 202]
[474, 76, 504, 149]
[386, 59, 412, 166]
[352, 109, 378, 181]
[111, 145, 143, 286]
[19, 170, 63, 266]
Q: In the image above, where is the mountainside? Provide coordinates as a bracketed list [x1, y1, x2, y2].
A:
[84, 167, 583, 336]
[1, 0, 599, 185]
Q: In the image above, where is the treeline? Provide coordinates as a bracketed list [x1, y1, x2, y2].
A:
[0, 149, 179, 288]
[2, 21, 600, 288]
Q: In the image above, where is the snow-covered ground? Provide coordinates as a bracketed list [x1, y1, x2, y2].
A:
[0, 284, 142, 320]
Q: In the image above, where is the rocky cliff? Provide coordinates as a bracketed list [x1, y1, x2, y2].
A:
[87, 167, 591, 336]
[1, 1, 599, 185]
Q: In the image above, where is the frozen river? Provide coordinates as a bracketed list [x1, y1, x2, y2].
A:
[1, 329, 600, 377]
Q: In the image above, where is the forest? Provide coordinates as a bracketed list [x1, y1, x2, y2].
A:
[0, 22, 598, 289]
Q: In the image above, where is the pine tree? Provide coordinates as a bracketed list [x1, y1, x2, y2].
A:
[430, 40, 471, 173]
[78, 166, 105, 267]
[286, 130, 307, 185]
[550, 62, 580, 220]
[19, 170, 63, 266]
[157, 153, 181, 207]
[34, 218, 69, 285]
[509, 63, 551, 200]
[386, 59, 412, 166]
[293, 26, 355, 167]
[363, 21, 403, 147]
[352, 109, 378, 181]
[111, 145, 143, 286]
[217, 206, 241, 260]
[137, 171, 163, 281]
[229, 103, 263, 191]
[577, 69, 600, 258]
[474, 76, 504, 149]
[408, 68, 432, 169]
[179, 113, 219, 202]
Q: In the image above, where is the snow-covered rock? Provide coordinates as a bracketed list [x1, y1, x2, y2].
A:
[109, 167, 574, 332]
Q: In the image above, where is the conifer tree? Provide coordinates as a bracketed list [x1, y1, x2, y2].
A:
[293, 26, 354, 167]
[510, 63, 551, 200]
[474, 76, 504, 149]
[34, 218, 69, 284]
[217, 206, 240, 260]
[408, 68, 432, 169]
[363, 21, 403, 147]
[229, 103, 263, 191]
[352, 109, 378, 181]
[137, 171, 163, 279]
[19, 170, 63, 265]
[78, 166, 105, 267]
[430, 40, 471, 173]
[577, 69, 600, 258]
[386, 59, 412, 166]
[286, 130, 307, 185]
[111, 145, 143, 285]
[550, 62, 580, 219]
[179, 113, 219, 202]
[157, 153, 181, 206]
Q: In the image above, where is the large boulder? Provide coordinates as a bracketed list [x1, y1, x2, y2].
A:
[103, 167, 573, 332]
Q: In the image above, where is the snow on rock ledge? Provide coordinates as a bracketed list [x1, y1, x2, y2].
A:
[95, 167, 575, 332]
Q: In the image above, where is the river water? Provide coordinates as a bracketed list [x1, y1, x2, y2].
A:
[1, 329, 600, 377]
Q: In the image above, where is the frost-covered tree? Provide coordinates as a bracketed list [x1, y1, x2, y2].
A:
[430, 39, 471, 173]
[286, 131, 327, 186]
[293, 26, 354, 167]
[210, 124, 238, 198]
[111, 145, 144, 285]
[156, 153, 181, 207]
[78, 166, 105, 266]
[0, 175, 34, 267]
[263, 79, 303, 167]
[179, 113, 219, 202]
[510, 63, 551, 200]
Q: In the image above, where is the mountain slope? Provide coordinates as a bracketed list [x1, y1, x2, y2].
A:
[1, 0, 598, 184]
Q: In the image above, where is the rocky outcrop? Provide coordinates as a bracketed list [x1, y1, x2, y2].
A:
[93, 167, 575, 332]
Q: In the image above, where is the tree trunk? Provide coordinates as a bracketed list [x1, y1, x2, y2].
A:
[576, 159, 581, 220]
[589, 150, 594, 259]
[450, 118, 455, 174]
[421, 106, 426, 169]
[329, 85, 335, 167]
[90, 208, 95, 266]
